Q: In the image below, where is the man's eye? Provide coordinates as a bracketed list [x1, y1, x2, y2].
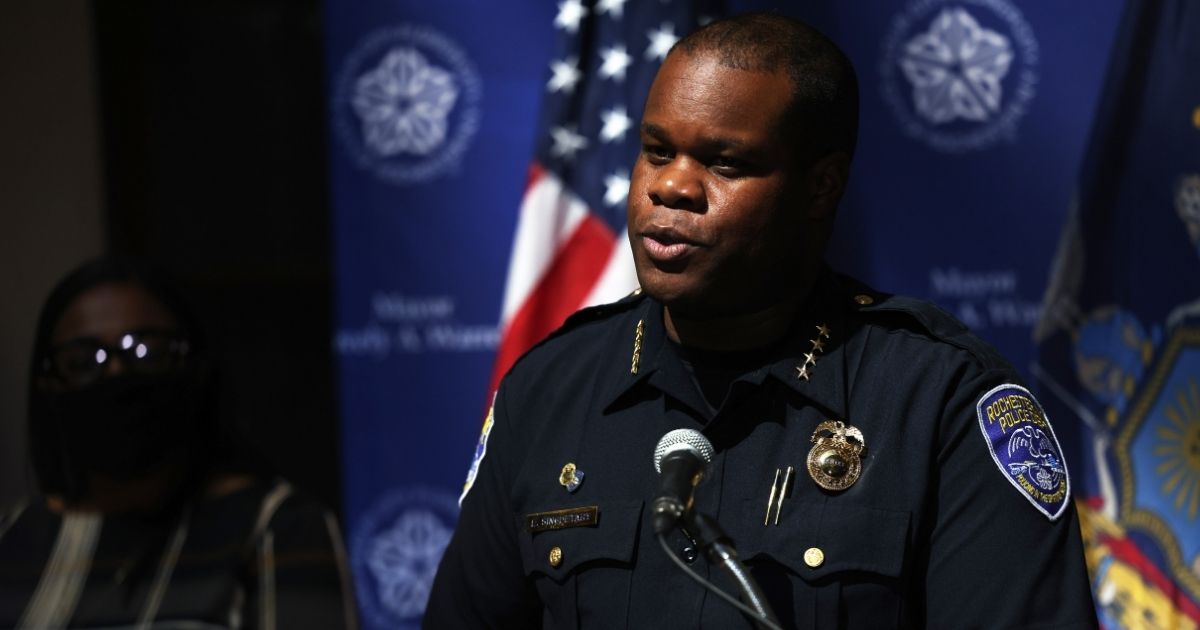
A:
[711, 157, 748, 175]
[642, 145, 672, 163]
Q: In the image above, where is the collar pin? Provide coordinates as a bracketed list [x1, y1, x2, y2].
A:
[631, 319, 644, 375]
[559, 462, 585, 493]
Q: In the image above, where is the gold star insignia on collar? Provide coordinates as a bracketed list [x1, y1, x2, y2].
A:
[796, 323, 831, 382]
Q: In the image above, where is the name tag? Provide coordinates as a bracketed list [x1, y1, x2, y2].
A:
[526, 506, 600, 532]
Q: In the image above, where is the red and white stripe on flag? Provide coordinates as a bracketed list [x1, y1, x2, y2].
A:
[487, 163, 637, 396]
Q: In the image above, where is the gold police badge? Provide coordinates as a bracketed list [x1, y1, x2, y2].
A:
[807, 420, 866, 491]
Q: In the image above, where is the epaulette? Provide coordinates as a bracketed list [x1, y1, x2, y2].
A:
[842, 275, 1005, 368]
[554, 287, 648, 336]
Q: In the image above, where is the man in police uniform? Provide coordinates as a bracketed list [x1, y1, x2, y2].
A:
[426, 13, 1097, 629]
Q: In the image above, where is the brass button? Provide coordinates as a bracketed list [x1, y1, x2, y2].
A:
[853, 294, 874, 306]
[803, 547, 825, 568]
[548, 546, 563, 568]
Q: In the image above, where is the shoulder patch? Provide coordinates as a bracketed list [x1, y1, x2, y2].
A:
[459, 404, 495, 506]
[975, 384, 1070, 521]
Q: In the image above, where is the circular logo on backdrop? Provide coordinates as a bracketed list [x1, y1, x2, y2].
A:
[880, 0, 1038, 152]
[350, 486, 459, 627]
[333, 25, 482, 185]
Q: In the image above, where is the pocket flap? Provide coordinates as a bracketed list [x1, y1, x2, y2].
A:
[737, 499, 910, 581]
[517, 500, 643, 582]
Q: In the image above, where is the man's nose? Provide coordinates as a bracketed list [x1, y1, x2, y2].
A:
[648, 159, 704, 211]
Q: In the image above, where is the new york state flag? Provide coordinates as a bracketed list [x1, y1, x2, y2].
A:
[1034, 0, 1200, 627]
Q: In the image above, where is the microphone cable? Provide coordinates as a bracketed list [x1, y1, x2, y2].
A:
[655, 533, 785, 630]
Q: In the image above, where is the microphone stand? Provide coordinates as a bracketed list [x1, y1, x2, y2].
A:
[681, 510, 781, 630]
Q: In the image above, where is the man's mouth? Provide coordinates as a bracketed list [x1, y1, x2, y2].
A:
[640, 228, 700, 263]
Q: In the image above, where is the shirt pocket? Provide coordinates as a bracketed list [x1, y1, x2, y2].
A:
[736, 499, 912, 629]
[516, 500, 643, 630]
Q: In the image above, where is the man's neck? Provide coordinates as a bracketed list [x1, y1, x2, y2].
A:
[664, 292, 808, 352]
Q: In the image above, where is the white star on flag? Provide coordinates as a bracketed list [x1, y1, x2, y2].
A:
[550, 125, 589, 160]
[604, 171, 630, 207]
[599, 44, 633, 81]
[595, 0, 628, 19]
[599, 106, 632, 142]
[646, 23, 679, 60]
[547, 57, 582, 93]
[554, 0, 588, 34]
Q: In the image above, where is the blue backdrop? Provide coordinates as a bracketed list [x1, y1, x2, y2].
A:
[325, 1, 1128, 627]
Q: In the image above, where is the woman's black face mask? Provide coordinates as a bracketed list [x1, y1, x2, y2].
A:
[28, 370, 206, 500]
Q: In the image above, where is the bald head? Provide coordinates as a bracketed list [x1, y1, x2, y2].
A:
[671, 13, 859, 161]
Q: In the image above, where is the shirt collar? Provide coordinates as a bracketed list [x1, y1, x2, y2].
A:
[600, 270, 852, 422]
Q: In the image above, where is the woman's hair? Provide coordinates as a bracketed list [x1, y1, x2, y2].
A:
[29, 257, 208, 382]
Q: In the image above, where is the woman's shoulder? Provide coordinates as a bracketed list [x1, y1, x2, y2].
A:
[196, 475, 338, 544]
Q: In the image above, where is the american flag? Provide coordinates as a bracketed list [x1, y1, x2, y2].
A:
[488, 0, 722, 395]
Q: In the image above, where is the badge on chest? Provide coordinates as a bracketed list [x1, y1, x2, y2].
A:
[807, 420, 866, 491]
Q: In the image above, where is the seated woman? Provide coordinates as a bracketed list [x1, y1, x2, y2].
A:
[0, 258, 358, 629]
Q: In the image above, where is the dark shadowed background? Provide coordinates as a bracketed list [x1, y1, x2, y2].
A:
[1, 0, 339, 512]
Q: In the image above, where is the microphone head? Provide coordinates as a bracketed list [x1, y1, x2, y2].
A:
[653, 428, 715, 474]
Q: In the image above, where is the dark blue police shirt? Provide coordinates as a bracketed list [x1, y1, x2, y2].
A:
[426, 270, 1097, 629]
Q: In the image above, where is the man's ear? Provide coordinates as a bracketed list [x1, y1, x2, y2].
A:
[806, 151, 850, 220]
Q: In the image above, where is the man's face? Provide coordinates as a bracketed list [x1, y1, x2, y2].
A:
[627, 52, 818, 317]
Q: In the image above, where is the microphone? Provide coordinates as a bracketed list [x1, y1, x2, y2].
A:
[652, 429, 715, 534]
[651, 429, 782, 629]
